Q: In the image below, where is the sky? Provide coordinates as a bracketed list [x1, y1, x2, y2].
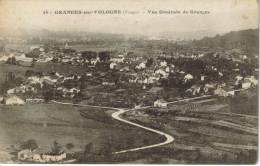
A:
[0, 0, 258, 36]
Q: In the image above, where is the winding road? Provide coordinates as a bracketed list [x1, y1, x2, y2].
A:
[51, 95, 216, 154]
[51, 100, 175, 154]
[111, 108, 174, 154]
[51, 89, 255, 154]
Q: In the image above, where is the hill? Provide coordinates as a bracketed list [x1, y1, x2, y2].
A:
[192, 29, 259, 55]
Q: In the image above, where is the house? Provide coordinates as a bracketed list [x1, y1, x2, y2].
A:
[242, 80, 251, 89]
[7, 88, 16, 94]
[184, 74, 193, 83]
[69, 88, 80, 93]
[0, 54, 13, 61]
[160, 61, 167, 67]
[214, 86, 235, 97]
[119, 66, 130, 72]
[155, 69, 168, 78]
[184, 73, 193, 80]
[201, 75, 206, 81]
[90, 57, 100, 65]
[7, 84, 36, 94]
[165, 67, 170, 73]
[135, 62, 146, 70]
[205, 83, 216, 89]
[15, 54, 33, 67]
[18, 149, 33, 161]
[154, 99, 167, 108]
[28, 76, 43, 87]
[244, 76, 258, 86]
[186, 84, 201, 96]
[37, 57, 53, 63]
[110, 62, 117, 69]
[147, 76, 158, 84]
[110, 55, 125, 63]
[86, 72, 93, 77]
[102, 82, 115, 86]
[42, 152, 66, 162]
[235, 75, 243, 85]
[226, 90, 235, 96]
[41, 76, 57, 85]
[214, 86, 228, 97]
[18, 148, 67, 162]
[4, 95, 25, 105]
[26, 98, 44, 103]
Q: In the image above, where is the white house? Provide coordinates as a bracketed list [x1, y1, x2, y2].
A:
[7, 88, 16, 94]
[18, 149, 33, 161]
[244, 76, 258, 86]
[160, 61, 167, 67]
[165, 67, 170, 73]
[90, 57, 100, 65]
[41, 76, 57, 85]
[28, 76, 43, 87]
[86, 72, 93, 77]
[154, 99, 167, 108]
[235, 75, 243, 85]
[218, 72, 223, 77]
[110, 62, 117, 69]
[102, 82, 115, 86]
[242, 81, 251, 89]
[110, 56, 124, 63]
[15, 54, 33, 62]
[184, 74, 193, 83]
[26, 98, 44, 103]
[18, 148, 67, 162]
[201, 75, 206, 81]
[135, 62, 146, 69]
[214, 87, 228, 97]
[155, 69, 168, 78]
[242, 55, 248, 60]
[5, 95, 25, 105]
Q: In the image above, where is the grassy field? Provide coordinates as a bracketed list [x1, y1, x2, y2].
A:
[0, 103, 162, 163]
[229, 89, 258, 116]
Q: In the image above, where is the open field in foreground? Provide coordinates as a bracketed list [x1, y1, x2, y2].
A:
[0, 103, 162, 163]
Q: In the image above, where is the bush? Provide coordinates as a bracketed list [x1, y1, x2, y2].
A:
[66, 143, 74, 150]
[20, 139, 38, 151]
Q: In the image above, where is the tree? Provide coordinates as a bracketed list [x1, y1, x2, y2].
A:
[98, 51, 110, 62]
[32, 58, 37, 67]
[146, 58, 154, 67]
[84, 142, 93, 159]
[42, 82, 54, 102]
[100, 137, 113, 158]
[6, 57, 17, 65]
[20, 139, 38, 151]
[25, 70, 35, 77]
[26, 48, 40, 58]
[66, 143, 74, 150]
[43, 90, 53, 102]
[51, 141, 62, 155]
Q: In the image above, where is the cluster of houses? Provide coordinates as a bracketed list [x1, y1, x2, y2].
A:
[6, 71, 82, 101]
[17, 149, 67, 163]
[0, 43, 258, 107]
[153, 74, 258, 109]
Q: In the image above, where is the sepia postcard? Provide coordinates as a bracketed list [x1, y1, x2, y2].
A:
[0, 0, 258, 164]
